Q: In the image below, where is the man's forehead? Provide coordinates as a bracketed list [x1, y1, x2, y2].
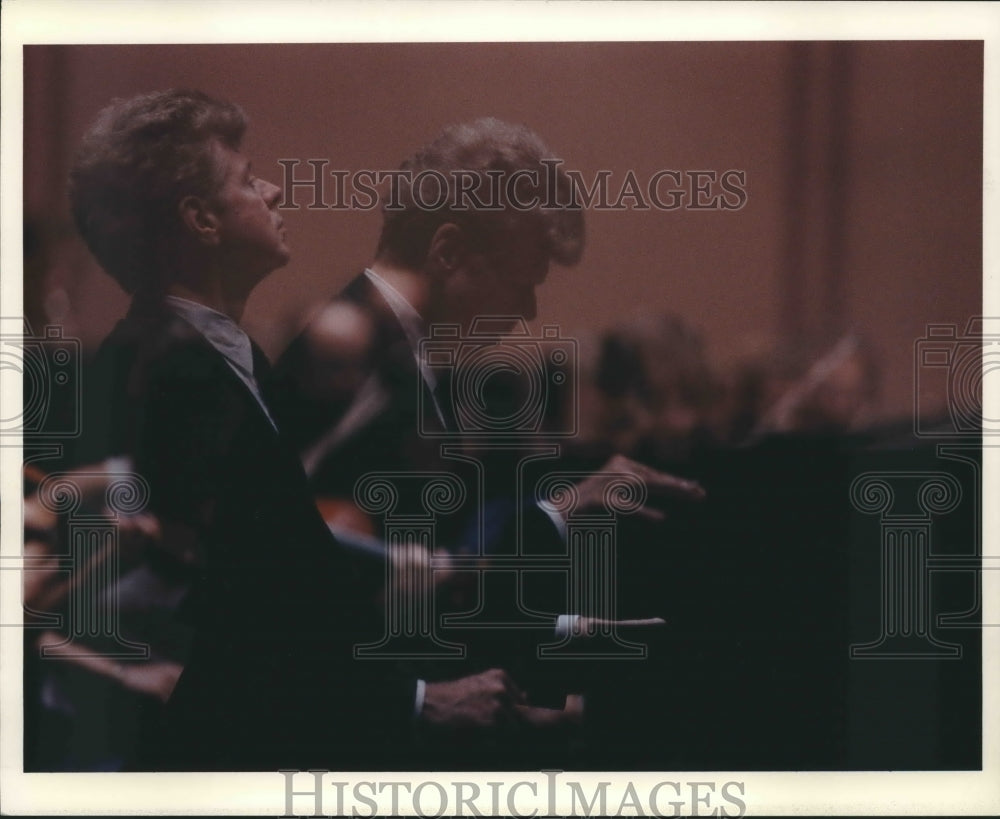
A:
[208, 139, 248, 173]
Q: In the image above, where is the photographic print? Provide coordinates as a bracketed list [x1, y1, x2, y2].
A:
[1, 1, 997, 815]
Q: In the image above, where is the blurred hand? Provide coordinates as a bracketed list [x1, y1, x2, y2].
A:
[568, 454, 705, 522]
[421, 668, 526, 733]
[118, 660, 183, 703]
[23, 494, 57, 535]
[116, 512, 163, 569]
[514, 694, 585, 730]
[24, 459, 165, 566]
[387, 542, 453, 597]
[32, 632, 183, 704]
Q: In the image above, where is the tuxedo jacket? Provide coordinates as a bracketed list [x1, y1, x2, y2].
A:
[90, 298, 416, 770]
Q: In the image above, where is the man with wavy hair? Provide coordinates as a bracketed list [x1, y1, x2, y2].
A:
[274, 118, 702, 570]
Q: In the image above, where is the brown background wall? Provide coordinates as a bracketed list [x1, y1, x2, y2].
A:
[23, 42, 983, 423]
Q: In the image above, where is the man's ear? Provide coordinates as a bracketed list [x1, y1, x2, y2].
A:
[426, 223, 466, 275]
[178, 195, 221, 246]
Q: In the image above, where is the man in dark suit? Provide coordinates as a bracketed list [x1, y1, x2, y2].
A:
[273, 118, 704, 568]
[69, 90, 555, 770]
[269, 122, 707, 760]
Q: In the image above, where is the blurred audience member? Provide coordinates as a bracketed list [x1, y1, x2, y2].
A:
[746, 333, 880, 441]
[23, 460, 192, 771]
[269, 299, 379, 466]
[587, 314, 722, 461]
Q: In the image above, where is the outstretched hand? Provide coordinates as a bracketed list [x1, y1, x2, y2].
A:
[568, 454, 705, 522]
[422, 670, 587, 735]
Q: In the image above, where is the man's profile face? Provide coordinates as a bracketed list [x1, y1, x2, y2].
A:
[207, 141, 290, 283]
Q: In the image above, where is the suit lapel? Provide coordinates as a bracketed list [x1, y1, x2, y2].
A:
[342, 272, 451, 435]
[127, 300, 282, 442]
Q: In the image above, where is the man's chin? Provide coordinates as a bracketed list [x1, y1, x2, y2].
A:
[268, 248, 293, 273]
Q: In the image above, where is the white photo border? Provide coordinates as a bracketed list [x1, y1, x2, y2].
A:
[2, 1, 998, 815]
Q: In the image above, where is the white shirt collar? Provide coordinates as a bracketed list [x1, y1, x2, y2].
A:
[162, 295, 278, 431]
[363, 268, 448, 425]
[163, 295, 255, 377]
[363, 268, 426, 355]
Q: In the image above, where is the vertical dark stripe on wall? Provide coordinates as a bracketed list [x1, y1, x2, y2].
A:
[823, 42, 852, 344]
[782, 42, 811, 347]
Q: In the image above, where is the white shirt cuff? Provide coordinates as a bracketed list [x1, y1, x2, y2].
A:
[103, 455, 133, 475]
[537, 499, 568, 542]
[414, 678, 426, 717]
[555, 614, 581, 639]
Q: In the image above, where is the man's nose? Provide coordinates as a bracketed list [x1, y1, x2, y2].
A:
[258, 177, 283, 207]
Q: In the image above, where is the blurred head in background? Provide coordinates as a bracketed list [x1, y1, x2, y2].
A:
[373, 117, 585, 331]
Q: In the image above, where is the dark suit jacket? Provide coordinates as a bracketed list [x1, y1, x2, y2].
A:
[90, 298, 416, 770]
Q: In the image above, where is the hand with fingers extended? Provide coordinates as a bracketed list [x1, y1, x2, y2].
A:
[567, 453, 705, 522]
[422, 669, 586, 738]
